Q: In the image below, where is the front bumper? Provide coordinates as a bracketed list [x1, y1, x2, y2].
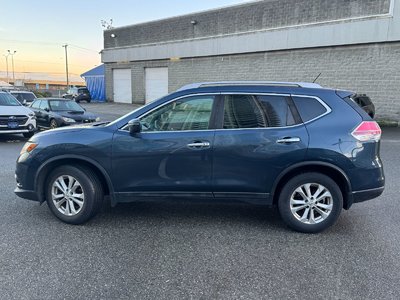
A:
[14, 187, 39, 202]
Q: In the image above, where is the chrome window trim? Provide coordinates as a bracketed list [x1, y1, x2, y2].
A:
[118, 92, 331, 133]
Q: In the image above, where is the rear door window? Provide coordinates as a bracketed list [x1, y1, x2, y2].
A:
[223, 94, 297, 129]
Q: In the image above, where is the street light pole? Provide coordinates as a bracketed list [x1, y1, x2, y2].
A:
[3, 53, 10, 84]
[62, 44, 69, 90]
[7, 50, 16, 84]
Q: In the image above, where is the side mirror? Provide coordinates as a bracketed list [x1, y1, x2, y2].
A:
[128, 118, 142, 135]
[44, 108, 50, 112]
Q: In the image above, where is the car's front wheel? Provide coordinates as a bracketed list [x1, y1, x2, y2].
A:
[278, 173, 343, 233]
[46, 165, 103, 224]
[49, 119, 58, 129]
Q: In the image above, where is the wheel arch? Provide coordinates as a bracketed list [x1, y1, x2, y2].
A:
[271, 162, 353, 209]
[35, 155, 115, 205]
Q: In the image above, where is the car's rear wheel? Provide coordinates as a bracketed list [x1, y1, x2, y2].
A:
[49, 119, 58, 129]
[278, 173, 343, 233]
[46, 165, 103, 224]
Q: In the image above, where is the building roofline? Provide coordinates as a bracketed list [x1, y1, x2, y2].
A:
[104, 0, 264, 32]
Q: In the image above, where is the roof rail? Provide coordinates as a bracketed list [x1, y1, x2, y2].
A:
[177, 81, 322, 91]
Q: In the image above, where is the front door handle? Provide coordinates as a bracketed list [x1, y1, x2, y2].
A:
[187, 141, 211, 149]
[276, 137, 301, 144]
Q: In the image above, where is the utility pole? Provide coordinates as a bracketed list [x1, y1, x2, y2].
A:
[62, 44, 69, 90]
[3, 53, 10, 84]
[8, 50, 16, 84]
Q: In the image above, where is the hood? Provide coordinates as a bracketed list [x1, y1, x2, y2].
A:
[0, 105, 33, 116]
[57, 111, 97, 121]
[33, 125, 85, 139]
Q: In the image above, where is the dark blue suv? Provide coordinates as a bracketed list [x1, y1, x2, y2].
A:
[15, 82, 385, 232]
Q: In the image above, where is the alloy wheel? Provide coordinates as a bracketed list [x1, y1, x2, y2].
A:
[51, 175, 85, 216]
[289, 183, 333, 224]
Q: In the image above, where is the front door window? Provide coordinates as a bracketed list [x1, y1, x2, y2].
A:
[140, 95, 215, 132]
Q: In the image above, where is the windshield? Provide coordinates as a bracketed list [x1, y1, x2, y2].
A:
[49, 100, 84, 112]
[0, 93, 22, 106]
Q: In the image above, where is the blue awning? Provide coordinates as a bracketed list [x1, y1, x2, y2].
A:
[81, 65, 106, 102]
[81, 64, 105, 77]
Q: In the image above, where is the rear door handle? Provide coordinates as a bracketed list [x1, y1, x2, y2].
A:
[187, 141, 211, 149]
[276, 137, 301, 144]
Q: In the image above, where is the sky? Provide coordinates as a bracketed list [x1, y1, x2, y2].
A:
[0, 0, 252, 83]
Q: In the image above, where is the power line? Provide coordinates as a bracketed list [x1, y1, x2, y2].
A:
[69, 44, 100, 53]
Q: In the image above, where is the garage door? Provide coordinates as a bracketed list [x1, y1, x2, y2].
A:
[145, 67, 168, 103]
[113, 69, 132, 103]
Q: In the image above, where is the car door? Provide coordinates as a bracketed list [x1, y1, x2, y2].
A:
[112, 94, 218, 200]
[38, 100, 51, 127]
[30, 100, 42, 126]
[212, 93, 309, 203]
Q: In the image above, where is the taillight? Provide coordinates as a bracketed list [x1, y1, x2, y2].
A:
[351, 121, 381, 142]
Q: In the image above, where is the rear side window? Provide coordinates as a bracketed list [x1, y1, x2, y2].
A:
[223, 94, 296, 129]
[292, 96, 327, 122]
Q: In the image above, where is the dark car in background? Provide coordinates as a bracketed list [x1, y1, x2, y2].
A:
[62, 87, 91, 103]
[15, 82, 384, 233]
[10, 91, 37, 106]
[29, 98, 100, 129]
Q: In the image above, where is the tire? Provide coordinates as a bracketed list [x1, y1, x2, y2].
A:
[23, 132, 34, 138]
[45, 165, 104, 224]
[278, 173, 343, 233]
[50, 119, 58, 129]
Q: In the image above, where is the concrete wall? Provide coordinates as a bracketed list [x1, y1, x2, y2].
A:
[105, 42, 400, 121]
[104, 0, 390, 48]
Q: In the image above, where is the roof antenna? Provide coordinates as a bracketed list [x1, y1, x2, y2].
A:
[313, 73, 322, 83]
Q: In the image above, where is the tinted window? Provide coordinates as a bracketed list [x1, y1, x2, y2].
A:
[39, 100, 49, 111]
[11, 92, 36, 102]
[31, 100, 41, 109]
[292, 96, 327, 122]
[223, 94, 296, 129]
[140, 95, 215, 132]
[78, 88, 89, 94]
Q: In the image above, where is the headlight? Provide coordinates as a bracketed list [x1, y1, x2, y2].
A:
[28, 113, 36, 119]
[95, 117, 101, 122]
[20, 142, 38, 155]
[62, 117, 76, 123]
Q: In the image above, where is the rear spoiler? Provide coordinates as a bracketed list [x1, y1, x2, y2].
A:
[335, 90, 354, 99]
[335, 90, 356, 99]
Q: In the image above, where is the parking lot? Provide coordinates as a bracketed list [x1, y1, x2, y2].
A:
[1, 103, 400, 299]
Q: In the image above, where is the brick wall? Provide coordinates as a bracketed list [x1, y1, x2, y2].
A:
[104, 0, 390, 49]
[105, 42, 400, 121]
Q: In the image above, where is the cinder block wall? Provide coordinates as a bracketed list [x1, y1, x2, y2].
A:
[105, 42, 400, 120]
[104, 0, 390, 49]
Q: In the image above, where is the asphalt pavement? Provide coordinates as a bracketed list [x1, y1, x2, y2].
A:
[1, 105, 400, 299]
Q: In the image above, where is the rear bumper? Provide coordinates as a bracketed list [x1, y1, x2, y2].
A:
[352, 186, 385, 203]
[14, 187, 39, 202]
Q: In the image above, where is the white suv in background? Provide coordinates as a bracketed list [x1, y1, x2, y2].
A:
[0, 91, 37, 138]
